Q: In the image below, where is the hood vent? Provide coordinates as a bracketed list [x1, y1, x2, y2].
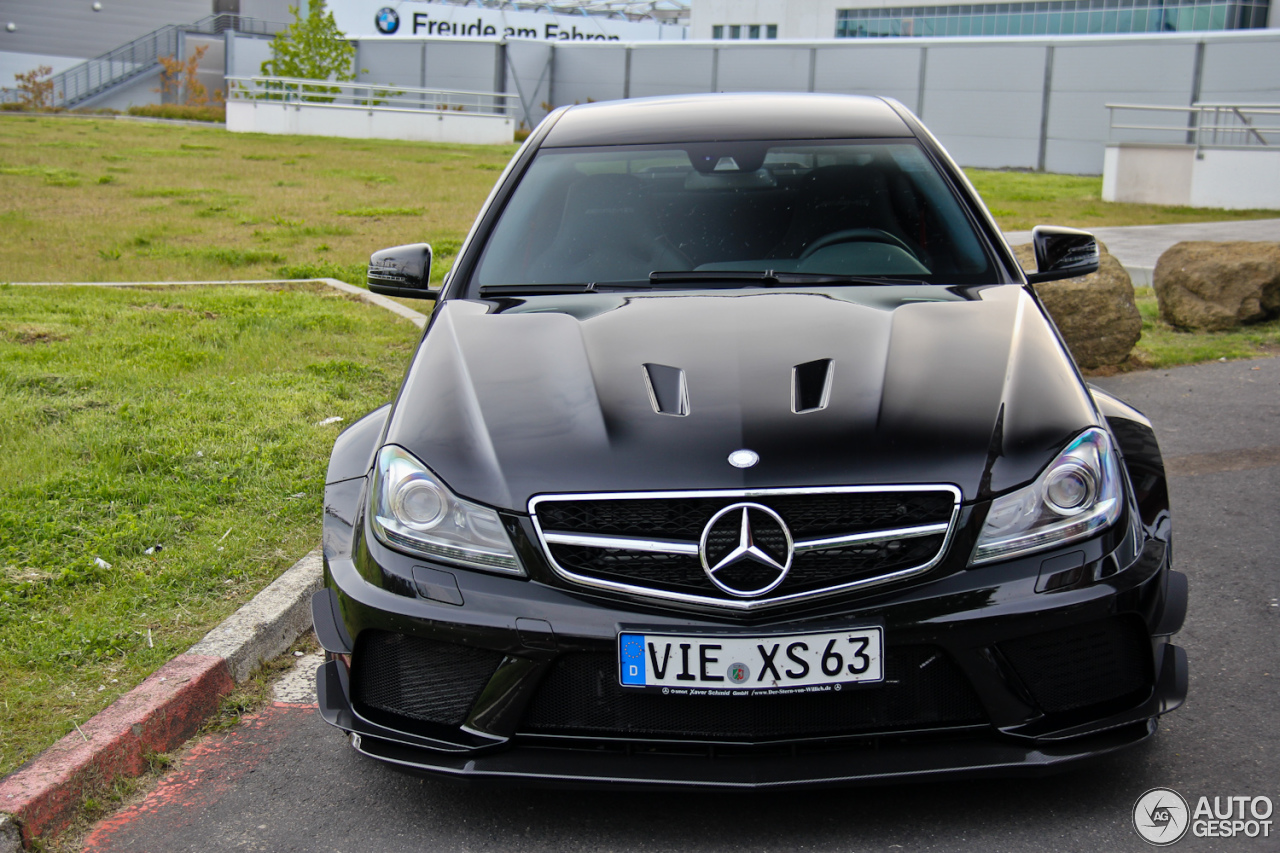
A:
[792, 359, 833, 414]
[642, 363, 689, 417]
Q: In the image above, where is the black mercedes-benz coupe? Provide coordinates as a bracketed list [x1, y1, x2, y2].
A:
[312, 93, 1187, 788]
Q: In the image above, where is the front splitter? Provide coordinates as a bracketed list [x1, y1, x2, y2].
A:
[348, 719, 1157, 790]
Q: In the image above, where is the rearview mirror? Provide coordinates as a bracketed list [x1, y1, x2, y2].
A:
[367, 243, 439, 299]
[1026, 226, 1099, 284]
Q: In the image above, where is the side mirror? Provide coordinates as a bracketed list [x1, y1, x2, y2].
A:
[366, 243, 439, 299]
[1026, 226, 1099, 284]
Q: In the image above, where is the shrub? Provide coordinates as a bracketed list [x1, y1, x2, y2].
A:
[6, 65, 56, 110]
[126, 104, 227, 123]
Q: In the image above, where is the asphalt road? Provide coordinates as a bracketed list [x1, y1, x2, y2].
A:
[82, 357, 1280, 853]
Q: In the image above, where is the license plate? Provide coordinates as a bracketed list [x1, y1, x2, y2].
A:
[618, 627, 883, 695]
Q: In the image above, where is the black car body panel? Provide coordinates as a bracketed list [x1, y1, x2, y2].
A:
[537, 92, 914, 148]
[317, 93, 1186, 787]
[383, 285, 1096, 511]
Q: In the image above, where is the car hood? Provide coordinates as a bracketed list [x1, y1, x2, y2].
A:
[384, 286, 1098, 512]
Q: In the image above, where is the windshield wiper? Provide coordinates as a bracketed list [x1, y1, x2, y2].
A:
[649, 270, 783, 286]
[478, 282, 647, 297]
[648, 271, 926, 287]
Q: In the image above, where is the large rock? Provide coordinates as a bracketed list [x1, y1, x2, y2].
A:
[1013, 242, 1143, 369]
[1152, 241, 1280, 332]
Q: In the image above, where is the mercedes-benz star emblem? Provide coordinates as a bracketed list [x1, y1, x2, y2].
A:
[699, 502, 793, 597]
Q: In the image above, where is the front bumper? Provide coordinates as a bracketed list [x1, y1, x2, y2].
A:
[314, 476, 1188, 789]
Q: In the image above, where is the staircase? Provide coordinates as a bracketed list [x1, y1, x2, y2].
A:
[49, 14, 285, 109]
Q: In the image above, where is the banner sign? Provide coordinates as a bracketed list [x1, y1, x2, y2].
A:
[330, 1, 686, 41]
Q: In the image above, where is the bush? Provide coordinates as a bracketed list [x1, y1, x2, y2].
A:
[126, 104, 226, 123]
[7, 65, 55, 110]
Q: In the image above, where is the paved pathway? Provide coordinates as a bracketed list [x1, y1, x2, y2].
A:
[1005, 217, 1280, 269]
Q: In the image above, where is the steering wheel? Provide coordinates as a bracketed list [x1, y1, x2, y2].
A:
[799, 228, 917, 260]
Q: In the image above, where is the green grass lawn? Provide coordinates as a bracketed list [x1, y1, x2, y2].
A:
[3, 115, 1279, 290]
[0, 115, 518, 287]
[963, 169, 1280, 231]
[0, 282, 421, 777]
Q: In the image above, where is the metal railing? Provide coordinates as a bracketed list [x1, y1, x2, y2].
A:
[1106, 102, 1280, 153]
[45, 15, 286, 109]
[226, 76, 519, 117]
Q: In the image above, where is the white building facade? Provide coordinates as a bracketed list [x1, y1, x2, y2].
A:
[689, 0, 1271, 39]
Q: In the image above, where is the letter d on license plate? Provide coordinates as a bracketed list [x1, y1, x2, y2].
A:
[618, 627, 883, 694]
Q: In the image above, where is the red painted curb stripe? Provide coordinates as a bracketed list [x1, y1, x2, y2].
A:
[0, 653, 235, 843]
[81, 703, 317, 851]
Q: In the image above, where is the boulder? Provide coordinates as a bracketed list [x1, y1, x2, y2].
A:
[1013, 242, 1143, 369]
[1152, 241, 1280, 332]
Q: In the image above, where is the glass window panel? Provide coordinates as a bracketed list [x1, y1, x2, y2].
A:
[1192, 4, 1211, 27]
[1208, 4, 1227, 27]
[712, 25, 723, 38]
[767, 24, 778, 38]
[749, 24, 761, 38]
[729, 24, 741, 38]
[1103, 9, 1119, 28]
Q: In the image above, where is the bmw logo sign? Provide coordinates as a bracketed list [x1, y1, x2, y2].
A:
[375, 7, 400, 34]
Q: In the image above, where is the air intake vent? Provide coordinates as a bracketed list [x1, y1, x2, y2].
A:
[642, 363, 689, 416]
[998, 617, 1151, 715]
[351, 631, 503, 730]
[792, 359, 833, 413]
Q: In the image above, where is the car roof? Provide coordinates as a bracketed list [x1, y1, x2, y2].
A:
[539, 93, 916, 148]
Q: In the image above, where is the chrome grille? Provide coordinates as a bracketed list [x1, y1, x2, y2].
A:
[530, 486, 961, 610]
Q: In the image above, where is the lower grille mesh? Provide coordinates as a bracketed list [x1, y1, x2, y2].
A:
[999, 617, 1152, 714]
[521, 646, 986, 739]
[351, 630, 503, 728]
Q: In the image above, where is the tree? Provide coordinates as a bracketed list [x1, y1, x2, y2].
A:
[10, 65, 55, 110]
[261, 0, 356, 100]
[157, 45, 217, 106]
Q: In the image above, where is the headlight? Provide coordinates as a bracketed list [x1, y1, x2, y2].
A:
[370, 445, 524, 575]
[970, 427, 1123, 565]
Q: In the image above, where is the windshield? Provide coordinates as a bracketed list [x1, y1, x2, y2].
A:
[469, 139, 997, 294]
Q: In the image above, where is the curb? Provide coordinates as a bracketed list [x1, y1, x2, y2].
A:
[1125, 264, 1154, 287]
[7, 278, 430, 331]
[0, 549, 324, 850]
